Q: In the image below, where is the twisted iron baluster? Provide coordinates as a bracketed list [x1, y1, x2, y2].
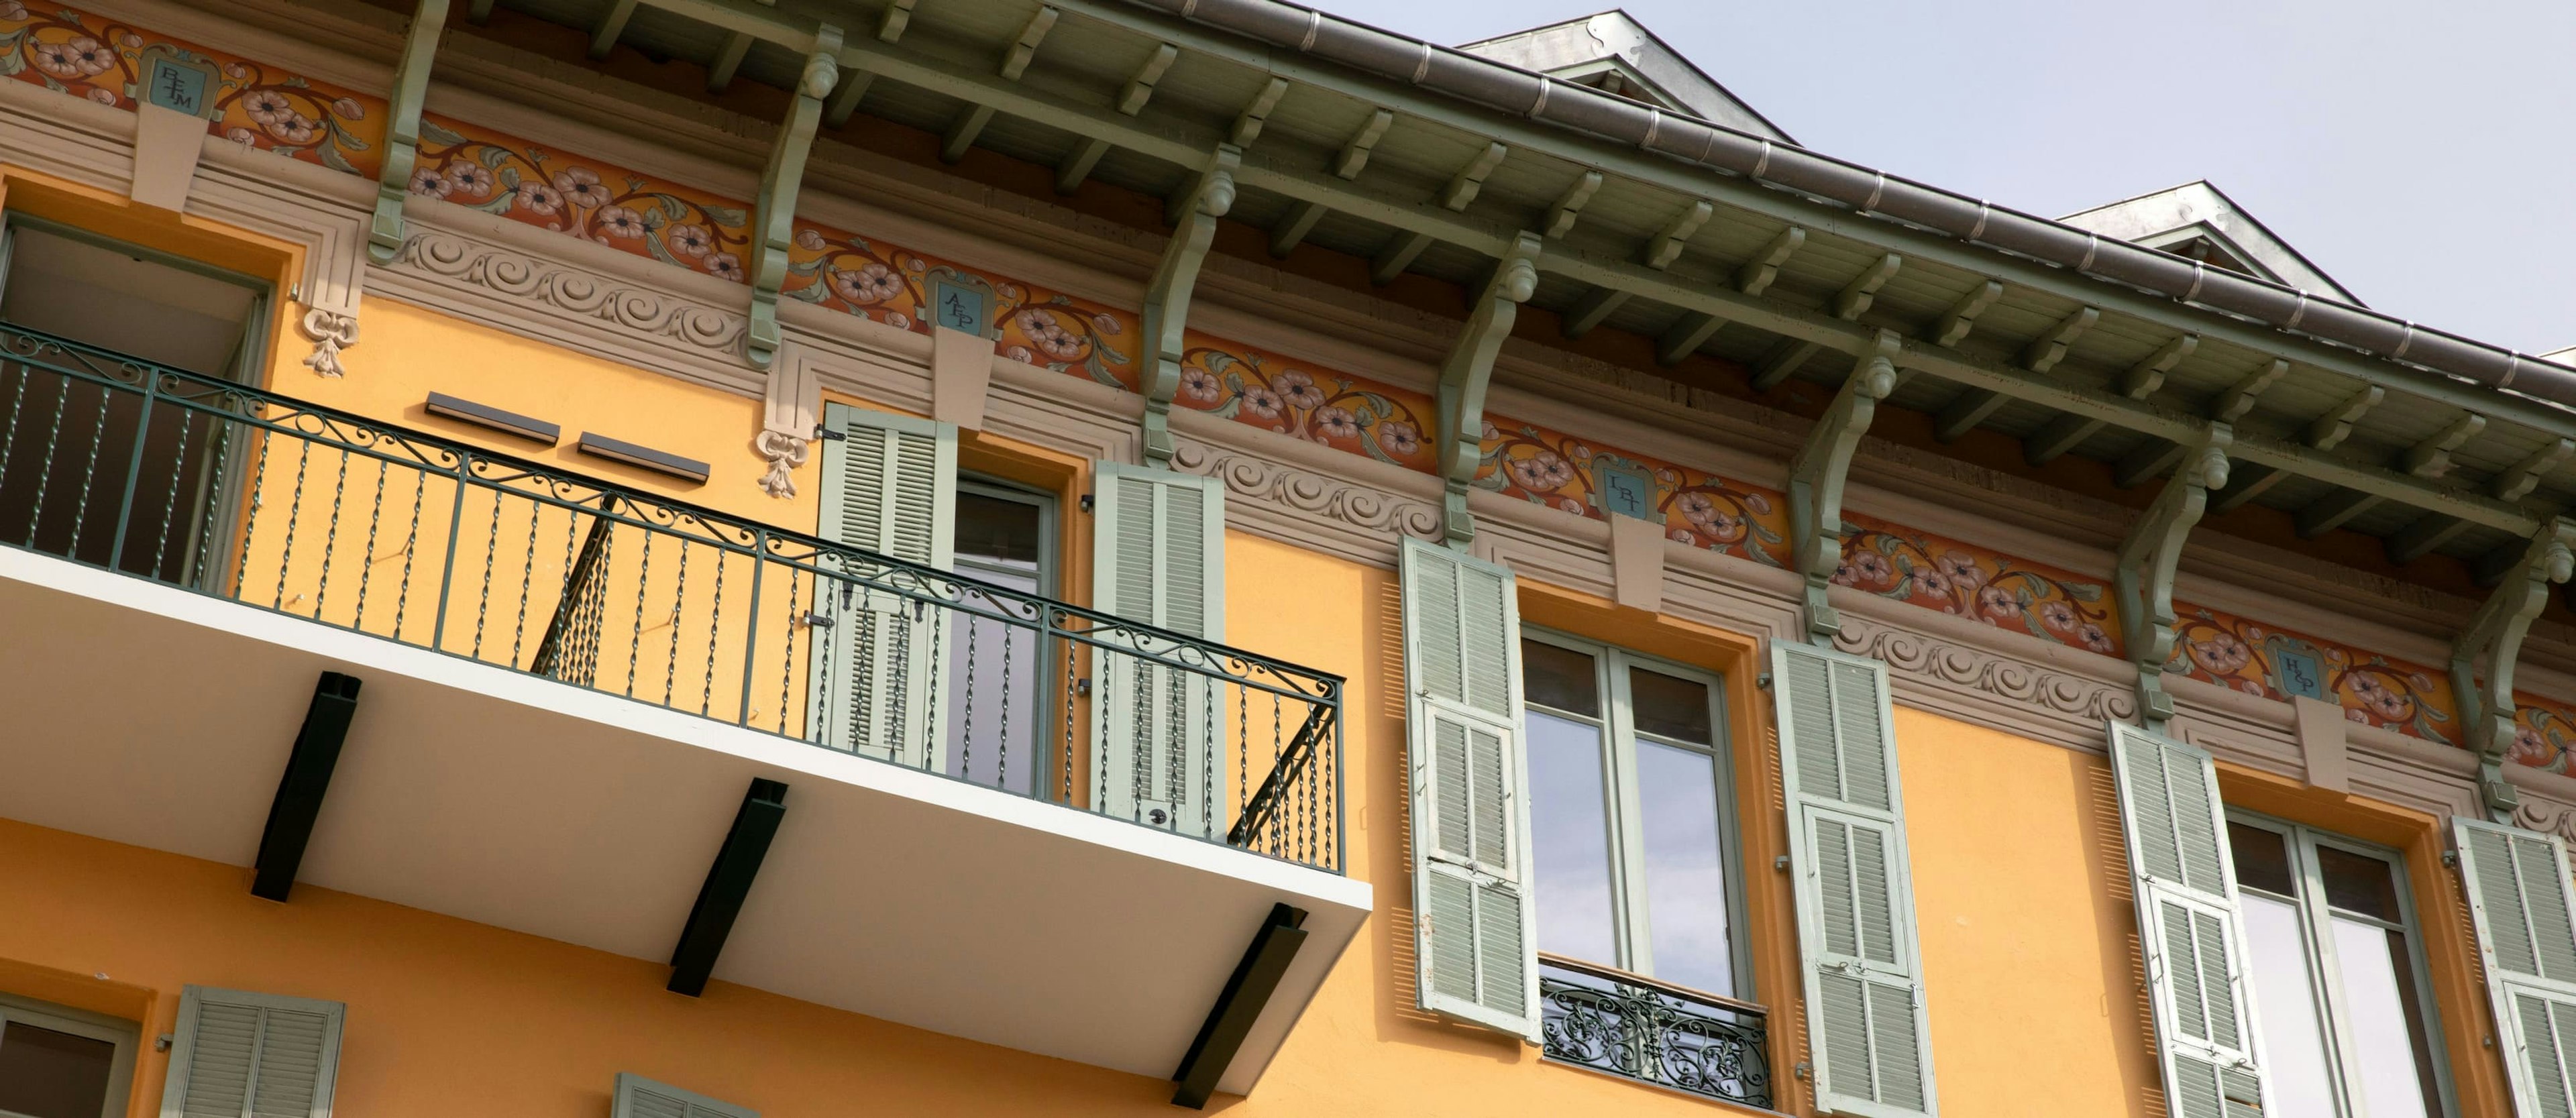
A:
[0, 359, 32, 504]
[390, 469, 425, 642]
[623, 531, 653, 697]
[702, 545, 725, 716]
[663, 541, 690, 707]
[1202, 668, 1215, 836]
[779, 565, 801, 736]
[1097, 640, 1114, 817]
[312, 447, 351, 620]
[997, 622, 1015, 793]
[197, 417, 240, 596]
[351, 455, 387, 632]
[1236, 687, 1248, 839]
[62, 379, 112, 557]
[510, 494, 541, 666]
[471, 473, 503, 658]
[25, 373, 72, 548]
[272, 441, 311, 609]
[149, 406, 197, 578]
[961, 596, 979, 784]
[1270, 693, 1282, 856]
[1059, 611, 1077, 804]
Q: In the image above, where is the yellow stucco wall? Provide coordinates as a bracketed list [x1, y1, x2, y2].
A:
[0, 181, 2518, 1117]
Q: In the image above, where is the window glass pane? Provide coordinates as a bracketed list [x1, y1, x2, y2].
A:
[1522, 640, 1599, 717]
[2330, 917, 2440, 1118]
[1635, 740, 1735, 997]
[2240, 893, 2338, 1118]
[2315, 844, 2404, 923]
[955, 490, 1044, 570]
[2227, 821, 2298, 898]
[0, 1020, 115, 1118]
[1527, 709, 1617, 964]
[1627, 666, 1713, 744]
[944, 551, 1042, 795]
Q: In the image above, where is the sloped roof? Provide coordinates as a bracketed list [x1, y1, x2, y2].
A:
[1454, 10, 1792, 144]
[2061, 180, 2360, 305]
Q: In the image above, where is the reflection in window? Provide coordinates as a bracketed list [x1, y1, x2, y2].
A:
[2226, 818, 2449, 1118]
[1521, 633, 1743, 998]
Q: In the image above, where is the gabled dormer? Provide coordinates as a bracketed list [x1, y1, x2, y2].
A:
[1456, 10, 1794, 144]
[2060, 180, 2360, 303]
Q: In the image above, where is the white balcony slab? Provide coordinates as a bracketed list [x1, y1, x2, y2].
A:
[0, 547, 1370, 1097]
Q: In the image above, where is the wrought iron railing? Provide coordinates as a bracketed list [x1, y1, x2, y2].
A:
[0, 321, 1343, 872]
[1538, 954, 1771, 1108]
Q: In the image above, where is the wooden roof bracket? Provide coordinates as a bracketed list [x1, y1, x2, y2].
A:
[2114, 425, 2232, 730]
[1789, 329, 1900, 645]
[746, 26, 843, 372]
[1436, 232, 1542, 547]
[2451, 522, 2576, 820]
[1138, 144, 1241, 465]
[367, 0, 451, 265]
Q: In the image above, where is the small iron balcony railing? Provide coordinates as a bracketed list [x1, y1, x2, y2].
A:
[0, 321, 1342, 873]
[1538, 954, 1772, 1108]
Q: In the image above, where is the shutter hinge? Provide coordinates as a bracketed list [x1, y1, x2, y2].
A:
[1076, 677, 1092, 697]
[154, 1034, 172, 1052]
[800, 612, 833, 629]
[2443, 850, 2459, 867]
[812, 423, 845, 441]
[1079, 494, 1095, 512]
[1774, 854, 1790, 872]
[1792, 1060, 1811, 1081]
[1756, 671, 1772, 689]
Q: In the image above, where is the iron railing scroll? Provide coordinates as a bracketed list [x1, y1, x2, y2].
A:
[1538, 954, 1771, 1108]
[0, 321, 1344, 873]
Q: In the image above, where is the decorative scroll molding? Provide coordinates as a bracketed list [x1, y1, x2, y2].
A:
[751, 429, 810, 498]
[1833, 612, 2138, 748]
[1171, 439, 1442, 565]
[297, 309, 359, 377]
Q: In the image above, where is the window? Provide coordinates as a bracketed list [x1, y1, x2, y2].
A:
[2226, 814, 2452, 1118]
[0, 994, 138, 1118]
[943, 476, 1057, 796]
[1521, 630, 1746, 997]
[0, 218, 270, 584]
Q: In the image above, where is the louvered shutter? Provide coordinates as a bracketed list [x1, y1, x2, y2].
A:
[2106, 723, 2269, 1118]
[156, 986, 343, 1118]
[1774, 642, 1937, 1117]
[612, 1073, 757, 1118]
[811, 403, 956, 767]
[2455, 816, 2576, 1117]
[1088, 461, 1226, 837]
[1399, 538, 1538, 1039]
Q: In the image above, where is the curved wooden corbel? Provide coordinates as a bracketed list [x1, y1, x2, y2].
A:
[746, 27, 844, 372]
[368, 0, 450, 265]
[1788, 329, 1899, 643]
[2453, 521, 2576, 820]
[2113, 425, 2232, 729]
[1139, 144, 1240, 465]
[1435, 231, 1541, 547]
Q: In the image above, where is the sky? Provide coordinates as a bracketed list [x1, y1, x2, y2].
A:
[1311, 0, 2576, 355]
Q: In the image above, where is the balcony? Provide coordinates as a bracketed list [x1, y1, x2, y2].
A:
[0, 321, 1366, 1101]
[1538, 955, 1772, 1109]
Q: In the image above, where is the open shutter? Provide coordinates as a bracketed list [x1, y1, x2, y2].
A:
[612, 1073, 758, 1118]
[2106, 723, 2268, 1118]
[811, 403, 956, 767]
[1774, 642, 1937, 1117]
[157, 985, 343, 1118]
[1089, 461, 1226, 837]
[2455, 817, 2576, 1117]
[1399, 537, 1538, 1039]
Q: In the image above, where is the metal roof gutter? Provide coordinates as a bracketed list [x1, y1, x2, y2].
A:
[1134, 0, 2576, 412]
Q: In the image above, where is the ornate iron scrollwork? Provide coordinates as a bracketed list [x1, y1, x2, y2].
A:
[1538, 957, 1770, 1108]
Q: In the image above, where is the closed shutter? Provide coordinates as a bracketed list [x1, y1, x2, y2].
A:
[156, 986, 343, 1118]
[1774, 642, 1937, 1117]
[1399, 537, 1538, 1039]
[612, 1072, 757, 1118]
[2106, 723, 2268, 1118]
[811, 402, 956, 767]
[1088, 461, 1226, 837]
[2454, 816, 2576, 1117]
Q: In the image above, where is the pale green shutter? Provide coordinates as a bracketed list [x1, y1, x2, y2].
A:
[2106, 723, 2268, 1118]
[2454, 816, 2576, 1117]
[156, 986, 344, 1118]
[1089, 461, 1226, 837]
[1774, 642, 1937, 1117]
[812, 403, 957, 766]
[612, 1072, 757, 1118]
[1399, 537, 1538, 1039]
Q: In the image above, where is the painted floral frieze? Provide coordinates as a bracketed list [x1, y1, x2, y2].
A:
[1835, 512, 2122, 656]
[0, 2, 384, 174]
[412, 117, 755, 284]
[1474, 417, 1790, 565]
[788, 223, 1141, 385]
[1145, 333, 1436, 473]
[2167, 604, 2459, 744]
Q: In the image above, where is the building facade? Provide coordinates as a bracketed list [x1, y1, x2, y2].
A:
[3, 2, 2576, 1117]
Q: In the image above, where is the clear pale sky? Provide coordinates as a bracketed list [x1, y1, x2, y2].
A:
[1316, 0, 2575, 355]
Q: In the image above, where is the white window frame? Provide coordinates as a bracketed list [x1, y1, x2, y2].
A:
[1521, 626, 1751, 993]
[951, 473, 1060, 798]
[2226, 810, 2459, 1118]
[0, 991, 141, 1118]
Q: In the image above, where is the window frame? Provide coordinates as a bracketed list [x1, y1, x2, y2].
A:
[1521, 625, 1751, 996]
[0, 215, 274, 383]
[2226, 809, 2459, 1118]
[0, 991, 140, 1118]
[952, 472, 1061, 799]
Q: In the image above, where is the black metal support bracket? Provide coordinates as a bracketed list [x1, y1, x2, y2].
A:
[1170, 903, 1309, 1109]
[252, 672, 363, 902]
[667, 778, 789, 997]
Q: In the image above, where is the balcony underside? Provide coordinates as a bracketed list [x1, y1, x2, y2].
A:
[0, 546, 1370, 1097]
